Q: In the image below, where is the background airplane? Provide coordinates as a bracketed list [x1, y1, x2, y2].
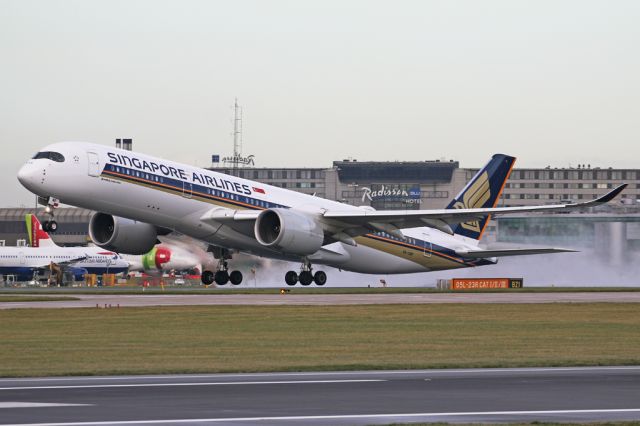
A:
[123, 242, 201, 275]
[0, 214, 129, 284]
[17, 143, 626, 286]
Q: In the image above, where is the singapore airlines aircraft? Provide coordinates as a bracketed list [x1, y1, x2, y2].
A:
[0, 214, 129, 282]
[18, 143, 625, 286]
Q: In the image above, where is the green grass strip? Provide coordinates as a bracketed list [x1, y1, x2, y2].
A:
[1, 303, 639, 377]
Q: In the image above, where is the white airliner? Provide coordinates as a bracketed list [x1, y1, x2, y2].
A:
[124, 243, 200, 274]
[17, 143, 625, 286]
[0, 214, 129, 283]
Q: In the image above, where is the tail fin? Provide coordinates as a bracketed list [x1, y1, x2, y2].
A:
[446, 154, 516, 241]
[25, 214, 58, 248]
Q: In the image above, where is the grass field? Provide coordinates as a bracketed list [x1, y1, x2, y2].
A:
[385, 423, 640, 426]
[1, 303, 639, 377]
[384, 423, 640, 426]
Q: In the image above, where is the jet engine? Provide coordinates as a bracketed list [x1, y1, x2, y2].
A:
[89, 213, 158, 255]
[254, 208, 324, 256]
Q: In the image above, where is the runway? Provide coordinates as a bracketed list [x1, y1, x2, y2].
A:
[1, 367, 639, 425]
[2, 291, 640, 309]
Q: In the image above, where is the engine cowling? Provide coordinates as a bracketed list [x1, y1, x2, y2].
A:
[254, 208, 324, 256]
[89, 213, 158, 255]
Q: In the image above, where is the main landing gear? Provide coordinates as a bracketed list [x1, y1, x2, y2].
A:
[39, 196, 60, 232]
[285, 259, 327, 286]
[201, 247, 243, 286]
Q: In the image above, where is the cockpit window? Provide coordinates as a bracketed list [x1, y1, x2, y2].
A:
[32, 151, 65, 162]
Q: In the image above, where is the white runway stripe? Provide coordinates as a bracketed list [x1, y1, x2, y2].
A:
[0, 402, 91, 409]
[0, 379, 385, 391]
[5, 408, 640, 425]
[1, 365, 638, 384]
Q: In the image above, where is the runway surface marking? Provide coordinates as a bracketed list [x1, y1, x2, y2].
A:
[8, 408, 640, 425]
[0, 402, 91, 409]
[1, 365, 638, 383]
[0, 379, 384, 391]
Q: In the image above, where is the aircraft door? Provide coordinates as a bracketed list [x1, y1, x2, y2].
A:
[87, 152, 101, 177]
[183, 181, 192, 198]
[422, 232, 432, 257]
[19, 252, 25, 265]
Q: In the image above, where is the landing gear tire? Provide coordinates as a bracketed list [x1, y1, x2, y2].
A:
[215, 271, 229, 285]
[201, 270, 214, 285]
[43, 220, 58, 232]
[313, 271, 327, 286]
[299, 271, 313, 286]
[229, 270, 243, 285]
[285, 271, 298, 286]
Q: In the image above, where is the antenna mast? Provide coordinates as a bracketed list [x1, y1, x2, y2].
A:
[232, 98, 243, 176]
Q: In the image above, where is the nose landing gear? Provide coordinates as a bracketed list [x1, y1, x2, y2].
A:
[39, 197, 60, 233]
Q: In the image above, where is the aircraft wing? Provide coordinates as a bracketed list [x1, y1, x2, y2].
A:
[455, 248, 577, 258]
[321, 184, 627, 237]
[199, 184, 625, 244]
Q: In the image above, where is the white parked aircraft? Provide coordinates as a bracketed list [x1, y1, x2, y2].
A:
[124, 243, 200, 274]
[0, 214, 129, 282]
[17, 143, 625, 286]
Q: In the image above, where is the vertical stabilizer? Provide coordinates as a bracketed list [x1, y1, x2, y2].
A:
[445, 154, 515, 241]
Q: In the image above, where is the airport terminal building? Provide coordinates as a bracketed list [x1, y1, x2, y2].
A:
[211, 161, 638, 210]
[2, 160, 639, 262]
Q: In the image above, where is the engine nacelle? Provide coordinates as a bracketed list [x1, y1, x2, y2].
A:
[89, 213, 158, 255]
[254, 208, 324, 256]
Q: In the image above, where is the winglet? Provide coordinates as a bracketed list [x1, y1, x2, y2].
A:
[594, 184, 627, 204]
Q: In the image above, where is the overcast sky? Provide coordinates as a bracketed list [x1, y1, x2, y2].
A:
[1, 0, 639, 207]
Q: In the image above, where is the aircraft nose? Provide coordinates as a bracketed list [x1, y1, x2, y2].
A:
[17, 163, 40, 191]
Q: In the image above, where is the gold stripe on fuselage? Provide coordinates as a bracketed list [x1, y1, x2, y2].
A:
[355, 235, 470, 271]
[102, 170, 259, 211]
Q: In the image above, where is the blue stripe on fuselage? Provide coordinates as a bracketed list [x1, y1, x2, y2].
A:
[102, 165, 285, 210]
[363, 233, 496, 267]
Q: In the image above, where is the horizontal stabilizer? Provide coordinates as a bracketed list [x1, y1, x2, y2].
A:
[455, 248, 578, 259]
